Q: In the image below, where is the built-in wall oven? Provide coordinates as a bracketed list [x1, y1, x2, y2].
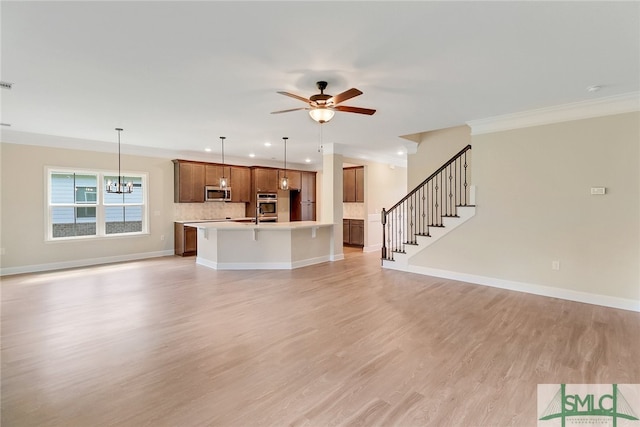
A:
[256, 193, 278, 222]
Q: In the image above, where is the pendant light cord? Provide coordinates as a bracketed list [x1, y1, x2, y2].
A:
[283, 137, 287, 173]
[220, 136, 226, 166]
[116, 128, 123, 187]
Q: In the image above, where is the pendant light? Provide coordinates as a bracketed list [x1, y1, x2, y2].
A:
[280, 137, 289, 190]
[219, 136, 228, 189]
[106, 128, 133, 194]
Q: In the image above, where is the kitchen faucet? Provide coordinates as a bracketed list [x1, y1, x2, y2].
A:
[255, 206, 262, 224]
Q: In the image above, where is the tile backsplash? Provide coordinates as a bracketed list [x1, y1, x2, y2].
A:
[174, 203, 247, 220]
[343, 202, 365, 219]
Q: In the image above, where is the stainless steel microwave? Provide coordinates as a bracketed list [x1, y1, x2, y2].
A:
[205, 186, 231, 202]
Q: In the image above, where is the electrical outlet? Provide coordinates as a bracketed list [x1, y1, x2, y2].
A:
[551, 260, 560, 271]
[160, 235, 165, 241]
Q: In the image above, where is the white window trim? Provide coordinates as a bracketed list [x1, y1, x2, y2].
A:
[45, 166, 149, 241]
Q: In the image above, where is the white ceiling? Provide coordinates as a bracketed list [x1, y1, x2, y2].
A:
[1, 1, 639, 168]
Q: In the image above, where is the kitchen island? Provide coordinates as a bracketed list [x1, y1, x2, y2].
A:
[185, 221, 335, 270]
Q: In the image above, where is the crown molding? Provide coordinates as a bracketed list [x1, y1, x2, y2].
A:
[467, 92, 640, 135]
[0, 129, 407, 169]
[0, 129, 315, 170]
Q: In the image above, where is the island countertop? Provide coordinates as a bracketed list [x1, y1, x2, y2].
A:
[175, 217, 255, 224]
[184, 220, 333, 230]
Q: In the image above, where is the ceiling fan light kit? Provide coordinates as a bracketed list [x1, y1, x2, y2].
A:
[272, 81, 376, 124]
[309, 108, 335, 124]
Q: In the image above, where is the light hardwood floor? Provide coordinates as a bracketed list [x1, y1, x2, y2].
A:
[2, 251, 639, 426]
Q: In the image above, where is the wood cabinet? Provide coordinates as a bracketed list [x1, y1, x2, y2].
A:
[355, 167, 365, 202]
[174, 223, 197, 256]
[254, 168, 279, 193]
[343, 219, 351, 244]
[278, 170, 301, 190]
[174, 160, 252, 204]
[301, 201, 316, 221]
[343, 166, 364, 203]
[173, 161, 316, 216]
[300, 171, 316, 221]
[301, 172, 316, 202]
[230, 166, 251, 203]
[173, 160, 205, 203]
[343, 219, 364, 246]
[205, 164, 231, 186]
[343, 168, 356, 202]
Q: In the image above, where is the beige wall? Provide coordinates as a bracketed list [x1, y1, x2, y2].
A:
[409, 112, 640, 301]
[0, 143, 175, 273]
[407, 125, 471, 190]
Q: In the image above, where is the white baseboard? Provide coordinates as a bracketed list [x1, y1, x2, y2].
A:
[0, 250, 175, 276]
[196, 255, 332, 270]
[383, 262, 640, 313]
[363, 243, 382, 253]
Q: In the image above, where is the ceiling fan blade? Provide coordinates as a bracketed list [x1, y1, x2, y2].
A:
[328, 88, 363, 106]
[334, 105, 376, 115]
[277, 91, 311, 104]
[271, 107, 308, 114]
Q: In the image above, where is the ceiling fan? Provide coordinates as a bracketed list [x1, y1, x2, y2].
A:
[271, 81, 376, 123]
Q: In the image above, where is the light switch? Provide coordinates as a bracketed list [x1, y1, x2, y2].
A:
[590, 187, 606, 195]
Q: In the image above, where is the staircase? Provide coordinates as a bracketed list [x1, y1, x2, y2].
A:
[381, 145, 475, 267]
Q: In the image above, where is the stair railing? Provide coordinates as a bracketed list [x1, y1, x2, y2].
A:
[381, 144, 472, 261]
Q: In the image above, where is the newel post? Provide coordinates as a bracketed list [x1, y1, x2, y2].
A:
[381, 208, 387, 261]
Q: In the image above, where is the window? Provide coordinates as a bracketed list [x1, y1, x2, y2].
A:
[47, 168, 148, 240]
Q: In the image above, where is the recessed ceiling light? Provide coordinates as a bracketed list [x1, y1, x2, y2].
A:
[305, 158, 311, 163]
[249, 153, 255, 158]
[264, 142, 271, 147]
[397, 150, 404, 155]
[204, 147, 212, 152]
[587, 85, 602, 93]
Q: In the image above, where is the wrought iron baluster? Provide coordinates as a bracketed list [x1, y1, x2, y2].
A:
[463, 150, 468, 206]
[381, 145, 471, 262]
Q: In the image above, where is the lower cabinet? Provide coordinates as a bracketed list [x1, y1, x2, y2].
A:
[175, 223, 197, 256]
[301, 202, 316, 221]
[343, 219, 364, 246]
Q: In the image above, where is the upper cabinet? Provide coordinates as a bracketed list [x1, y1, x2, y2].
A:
[230, 166, 251, 203]
[173, 160, 205, 203]
[253, 167, 279, 193]
[343, 166, 364, 203]
[173, 161, 316, 209]
[355, 167, 364, 203]
[205, 164, 231, 186]
[278, 170, 301, 191]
